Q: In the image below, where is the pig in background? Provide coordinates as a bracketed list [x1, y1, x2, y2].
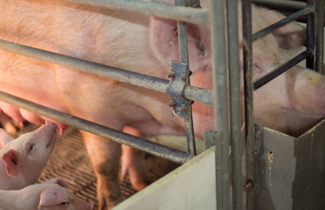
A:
[0, 177, 94, 210]
[1, 0, 325, 209]
[0, 121, 57, 190]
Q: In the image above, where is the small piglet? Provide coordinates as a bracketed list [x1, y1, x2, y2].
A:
[0, 177, 94, 210]
[0, 121, 57, 190]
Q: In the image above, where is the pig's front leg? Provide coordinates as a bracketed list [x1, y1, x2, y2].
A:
[81, 131, 124, 210]
[121, 126, 150, 191]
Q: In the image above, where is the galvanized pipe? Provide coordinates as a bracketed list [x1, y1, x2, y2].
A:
[175, 0, 196, 156]
[62, 0, 209, 27]
[0, 90, 192, 163]
[226, 0, 243, 209]
[252, 6, 313, 41]
[0, 39, 213, 107]
[210, 0, 231, 209]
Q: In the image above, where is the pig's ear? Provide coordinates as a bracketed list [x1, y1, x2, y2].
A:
[272, 22, 306, 49]
[2, 149, 20, 177]
[38, 185, 69, 208]
[149, 17, 207, 74]
[0, 129, 14, 148]
[44, 177, 69, 188]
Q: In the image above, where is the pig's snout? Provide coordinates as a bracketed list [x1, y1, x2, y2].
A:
[37, 121, 58, 148]
[75, 200, 94, 210]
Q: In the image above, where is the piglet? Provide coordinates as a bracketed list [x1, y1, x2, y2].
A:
[0, 177, 94, 210]
[0, 121, 57, 190]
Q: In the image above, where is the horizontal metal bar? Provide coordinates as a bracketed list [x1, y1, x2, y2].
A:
[252, 6, 313, 41]
[0, 39, 213, 107]
[253, 50, 312, 90]
[0, 90, 192, 163]
[252, 0, 307, 12]
[62, 0, 209, 27]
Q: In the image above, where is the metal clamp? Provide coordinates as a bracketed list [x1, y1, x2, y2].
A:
[166, 61, 193, 119]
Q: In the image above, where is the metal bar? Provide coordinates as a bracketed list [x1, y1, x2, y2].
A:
[226, 0, 243, 209]
[313, 0, 324, 74]
[62, 0, 209, 27]
[254, 50, 312, 90]
[252, 6, 313, 41]
[0, 39, 213, 107]
[252, 0, 306, 12]
[210, 0, 230, 208]
[0, 90, 192, 164]
[184, 86, 213, 107]
[306, 0, 315, 70]
[242, 1, 255, 210]
[175, 0, 196, 156]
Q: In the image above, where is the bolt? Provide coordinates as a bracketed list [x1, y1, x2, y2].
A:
[166, 71, 176, 78]
[168, 100, 177, 107]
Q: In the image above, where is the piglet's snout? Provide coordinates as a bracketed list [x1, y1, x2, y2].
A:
[75, 200, 94, 210]
[34, 121, 58, 148]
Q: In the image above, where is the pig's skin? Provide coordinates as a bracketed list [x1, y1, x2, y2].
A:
[0, 178, 94, 210]
[0, 121, 57, 190]
[1, 0, 325, 208]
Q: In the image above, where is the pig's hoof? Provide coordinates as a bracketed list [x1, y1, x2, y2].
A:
[97, 178, 125, 210]
[98, 192, 124, 210]
[121, 150, 151, 191]
[128, 164, 151, 191]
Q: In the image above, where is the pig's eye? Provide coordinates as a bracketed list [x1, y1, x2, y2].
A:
[61, 202, 68, 205]
[28, 144, 35, 152]
[253, 64, 263, 73]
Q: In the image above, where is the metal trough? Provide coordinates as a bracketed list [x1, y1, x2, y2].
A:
[254, 120, 325, 210]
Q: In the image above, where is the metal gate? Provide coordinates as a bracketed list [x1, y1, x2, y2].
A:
[0, 0, 324, 209]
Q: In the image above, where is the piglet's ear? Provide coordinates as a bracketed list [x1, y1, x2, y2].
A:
[0, 129, 14, 149]
[43, 178, 69, 189]
[2, 149, 20, 177]
[38, 184, 68, 209]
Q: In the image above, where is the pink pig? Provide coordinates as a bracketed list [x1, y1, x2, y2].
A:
[1, 0, 325, 209]
[0, 121, 57, 190]
[0, 177, 94, 210]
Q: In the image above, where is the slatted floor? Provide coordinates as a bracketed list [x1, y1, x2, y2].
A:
[10, 123, 182, 210]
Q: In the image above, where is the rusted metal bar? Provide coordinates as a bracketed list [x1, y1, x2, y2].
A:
[306, 0, 315, 70]
[252, 0, 306, 12]
[175, 0, 196, 156]
[226, 0, 243, 209]
[252, 6, 313, 41]
[314, 0, 324, 74]
[62, 0, 209, 27]
[242, 1, 255, 210]
[210, 0, 231, 209]
[0, 39, 213, 107]
[0, 90, 192, 163]
[253, 50, 312, 90]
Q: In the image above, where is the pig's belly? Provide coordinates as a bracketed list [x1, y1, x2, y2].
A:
[127, 119, 186, 136]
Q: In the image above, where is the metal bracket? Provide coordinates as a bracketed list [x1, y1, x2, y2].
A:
[166, 61, 193, 119]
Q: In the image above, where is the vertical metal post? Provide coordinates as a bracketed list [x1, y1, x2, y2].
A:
[175, 0, 196, 156]
[242, 1, 255, 210]
[210, 0, 231, 209]
[227, 0, 243, 209]
[314, 0, 324, 74]
[306, 0, 315, 70]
